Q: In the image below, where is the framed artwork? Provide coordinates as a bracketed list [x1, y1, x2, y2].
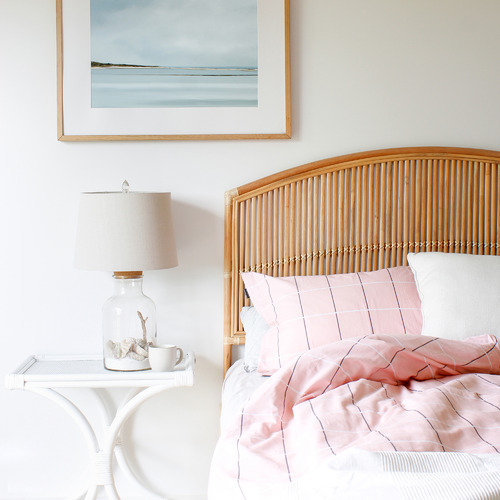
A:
[56, 0, 290, 141]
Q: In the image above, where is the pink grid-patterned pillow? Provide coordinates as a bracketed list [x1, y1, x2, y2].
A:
[241, 266, 422, 374]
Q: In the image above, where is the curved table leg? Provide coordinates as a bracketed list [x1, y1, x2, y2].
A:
[90, 387, 117, 428]
[113, 388, 168, 497]
[26, 385, 178, 500]
[101, 385, 176, 500]
[28, 388, 101, 500]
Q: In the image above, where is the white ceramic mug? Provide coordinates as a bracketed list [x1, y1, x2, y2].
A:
[148, 344, 184, 371]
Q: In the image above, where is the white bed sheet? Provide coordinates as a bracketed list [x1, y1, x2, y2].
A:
[220, 359, 268, 431]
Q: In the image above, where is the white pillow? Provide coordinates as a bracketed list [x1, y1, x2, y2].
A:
[240, 306, 269, 372]
[407, 251, 500, 340]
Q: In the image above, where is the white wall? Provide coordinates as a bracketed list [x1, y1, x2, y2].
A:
[2, 1, 500, 498]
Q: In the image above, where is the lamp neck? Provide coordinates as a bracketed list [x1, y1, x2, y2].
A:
[113, 271, 143, 279]
[112, 272, 144, 295]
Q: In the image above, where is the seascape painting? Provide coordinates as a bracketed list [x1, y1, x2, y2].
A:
[90, 0, 258, 109]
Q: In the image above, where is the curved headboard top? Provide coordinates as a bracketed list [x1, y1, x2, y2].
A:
[223, 147, 500, 372]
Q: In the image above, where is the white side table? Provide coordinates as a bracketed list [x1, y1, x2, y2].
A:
[5, 352, 195, 500]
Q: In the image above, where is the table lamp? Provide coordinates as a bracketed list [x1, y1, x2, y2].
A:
[74, 181, 178, 371]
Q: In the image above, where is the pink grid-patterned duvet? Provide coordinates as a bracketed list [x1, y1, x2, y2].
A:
[209, 334, 500, 499]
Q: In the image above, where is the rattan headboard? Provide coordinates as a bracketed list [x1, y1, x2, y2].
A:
[223, 147, 500, 373]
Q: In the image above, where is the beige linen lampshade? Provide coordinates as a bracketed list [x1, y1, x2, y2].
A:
[74, 187, 178, 272]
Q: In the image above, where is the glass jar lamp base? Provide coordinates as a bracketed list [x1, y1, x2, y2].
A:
[103, 272, 157, 372]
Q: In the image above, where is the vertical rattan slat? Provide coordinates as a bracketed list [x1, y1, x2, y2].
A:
[332, 171, 339, 274]
[289, 183, 297, 276]
[262, 192, 269, 274]
[399, 161, 407, 265]
[459, 161, 465, 252]
[450, 159, 457, 252]
[355, 167, 362, 272]
[283, 184, 290, 276]
[372, 164, 381, 269]
[472, 163, 479, 255]
[415, 159, 422, 253]
[431, 160, 439, 251]
[394, 162, 402, 267]
[319, 175, 327, 275]
[339, 169, 347, 273]
[307, 178, 314, 275]
[223, 147, 500, 374]
[420, 159, 428, 250]
[466, 162, 474, 254]
[295, 182, 302, 275]
[491, 165, 496, 253]
[479, 163, 485, 255]
[384, 162, 393, 268]
[360, 166, 368, 272]
[408, 160, 416, 257]
[437, 160, 445, 252]
[349, 168, 357, 273]
[379, 162, 387, 269]
[484, 163, 491, 255]
[366, 165, 374, 271]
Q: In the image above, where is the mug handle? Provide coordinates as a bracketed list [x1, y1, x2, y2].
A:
[175, 347, 184, 366]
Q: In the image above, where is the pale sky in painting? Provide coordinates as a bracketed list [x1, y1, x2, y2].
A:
[90, 0, 258, 68]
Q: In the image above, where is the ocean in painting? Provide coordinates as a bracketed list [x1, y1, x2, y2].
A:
[91, 66, 258, 108]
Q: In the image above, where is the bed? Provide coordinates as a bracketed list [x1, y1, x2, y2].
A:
[209, 147, 500, 499]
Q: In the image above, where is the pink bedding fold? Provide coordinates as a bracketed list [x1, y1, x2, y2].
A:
[211, 334, 500, 495]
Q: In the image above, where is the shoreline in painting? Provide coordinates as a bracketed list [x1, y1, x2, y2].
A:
[91, 61, 257, 72]
[91, 61, 160, 69]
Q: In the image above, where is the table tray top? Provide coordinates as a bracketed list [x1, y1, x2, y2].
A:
[5, 353, 195, 390]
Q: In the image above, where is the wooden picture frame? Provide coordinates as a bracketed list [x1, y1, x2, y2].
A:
[56, 0, 290, 142]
